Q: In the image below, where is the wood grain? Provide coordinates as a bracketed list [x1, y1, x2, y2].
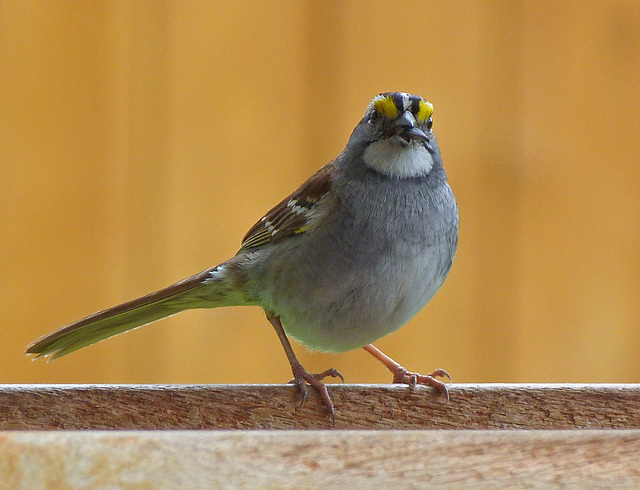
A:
[2, 430, 640, 488]
[1, 383, 639, 430]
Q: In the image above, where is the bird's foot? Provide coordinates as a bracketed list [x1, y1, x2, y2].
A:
[362, 344, 452, 401]
[391, 366, 452, 401]
[289, 362, 344, 423]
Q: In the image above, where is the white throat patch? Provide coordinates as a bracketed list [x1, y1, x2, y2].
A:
[363, 140, 434, 178]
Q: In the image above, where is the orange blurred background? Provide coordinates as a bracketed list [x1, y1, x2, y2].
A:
[2, 2, 639, 386]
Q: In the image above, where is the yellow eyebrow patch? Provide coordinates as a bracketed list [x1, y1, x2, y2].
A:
[416, 99, 434, 123]
[373, 95, 399, 119]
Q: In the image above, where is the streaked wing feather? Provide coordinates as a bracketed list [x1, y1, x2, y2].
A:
[238, 162, 335, 252]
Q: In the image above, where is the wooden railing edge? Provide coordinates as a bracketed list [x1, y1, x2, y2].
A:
[2, 429, 640, 487]
[1, 383, 639, 430]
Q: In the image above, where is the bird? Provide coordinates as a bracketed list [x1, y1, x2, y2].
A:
[26, 91, 459, 420]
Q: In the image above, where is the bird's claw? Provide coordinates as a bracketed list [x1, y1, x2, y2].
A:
[289, 363, 344, 423]
[392, 367, 452, 401]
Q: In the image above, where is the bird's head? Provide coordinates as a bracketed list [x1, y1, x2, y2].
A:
[352, 92, 438, 179]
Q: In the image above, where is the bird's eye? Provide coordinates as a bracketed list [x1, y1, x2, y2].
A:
[368, 110, 380, 125]
[426, 117, 433, 130]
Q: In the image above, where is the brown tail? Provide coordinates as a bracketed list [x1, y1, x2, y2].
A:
[26, 267, 220, 360]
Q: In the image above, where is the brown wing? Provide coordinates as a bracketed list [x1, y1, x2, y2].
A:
[238, 162, 335, 253]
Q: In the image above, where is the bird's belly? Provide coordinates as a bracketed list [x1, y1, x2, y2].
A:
[257, 241, 451, 352]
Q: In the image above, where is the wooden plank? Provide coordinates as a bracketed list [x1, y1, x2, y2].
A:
[2, 430, 640, 488]
[1, 384, 639, 430]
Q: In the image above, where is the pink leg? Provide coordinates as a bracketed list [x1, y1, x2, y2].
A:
[267, 314, 343, 421]
[363, 344, 451, 400]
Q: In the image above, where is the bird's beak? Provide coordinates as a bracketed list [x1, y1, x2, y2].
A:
[385, 111, 428, 147]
